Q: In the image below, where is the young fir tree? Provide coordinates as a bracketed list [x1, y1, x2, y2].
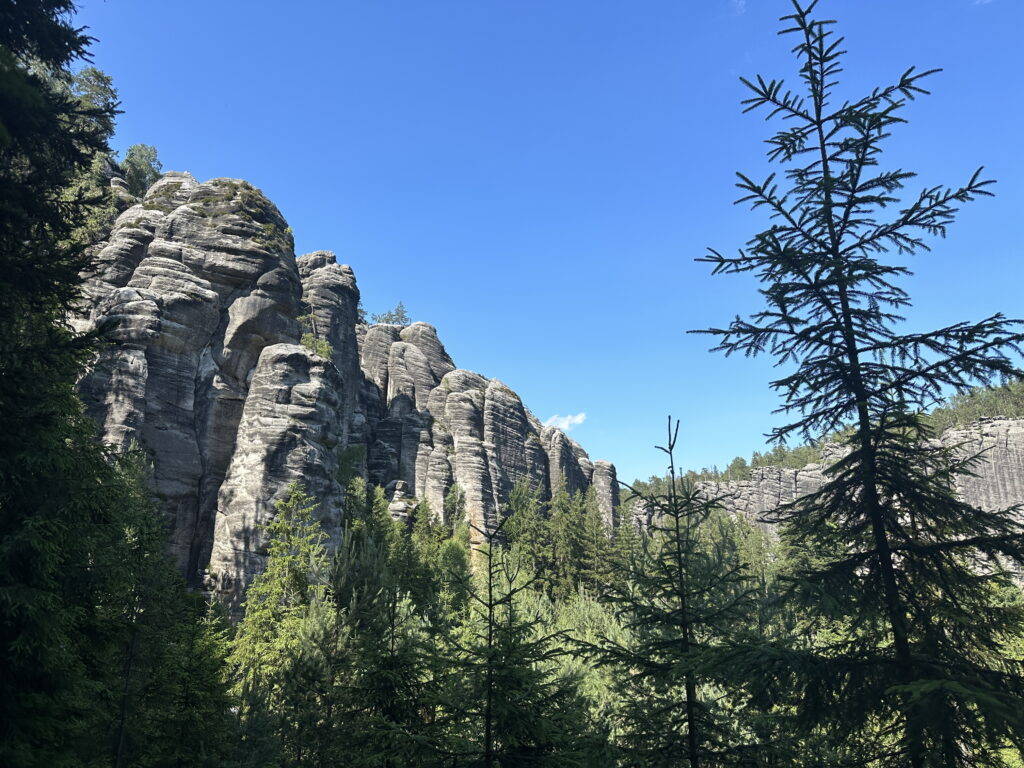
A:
[546, 485, 591, 601]
[592, 420, 754, 768]
[150, 597, 237, 768]
[698, 2, 1024, 763]
[98, 449, 238, 768]
[577, 487, 613, 594]
[438, 519, 475, 624]
[336, 522, 440, 767]
[444, 482, 469, 527]
[275, 517, 439, 768]
[444, 519, 599, 767]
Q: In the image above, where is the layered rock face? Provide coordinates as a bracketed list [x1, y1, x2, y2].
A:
[629, 420, 1024, 529]
[76, 174, 304, 584]
[76, 173, 618, 611]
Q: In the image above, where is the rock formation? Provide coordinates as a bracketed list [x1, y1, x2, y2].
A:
[75, 173, 619, 612]
[628, 420, 1024, 530]
[75, 172, 1024, 613]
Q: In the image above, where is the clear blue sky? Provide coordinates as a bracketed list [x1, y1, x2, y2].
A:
[74, 0, 1023, 484]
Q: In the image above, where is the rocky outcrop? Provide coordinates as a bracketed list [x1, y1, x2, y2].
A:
[210, 344, 346, 613]
[76, 174, 303, 579]
[627, 419, 1024, 529]
[76, 172, 618, 604]
[353, 328, 602, 543]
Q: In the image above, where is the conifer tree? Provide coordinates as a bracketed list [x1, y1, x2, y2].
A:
[153, 598, 237, 768]
[230, 483, 329, 766]
[437, 522, 474, 623]
[546, 485, 589, 601]
[0, 6, 126, 764]
[698, 2, 1024, 763]
[504, 479, 553, 591]
[409, 498, 445, 608]
[593, 421, 754, 768]
[121, 143, 162, 196]
[577, 488, 613, 593]
[332, 526, 439, 767]
[445, 482, 468, 527]
[444, 520, 599, 767]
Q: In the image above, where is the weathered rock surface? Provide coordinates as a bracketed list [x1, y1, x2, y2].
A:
[76, 173, 619, 605]
[210, 344, 346, 613]
[628, 419, 1024, 530]
[77, 174, 303, 579]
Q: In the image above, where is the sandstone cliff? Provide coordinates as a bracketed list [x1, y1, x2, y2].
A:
[74, 173, 619, 611]
[628, 419, 1024, 530]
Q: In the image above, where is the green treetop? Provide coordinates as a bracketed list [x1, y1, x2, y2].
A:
[121, 143, 162, 197]
[371, 301, 411, 326]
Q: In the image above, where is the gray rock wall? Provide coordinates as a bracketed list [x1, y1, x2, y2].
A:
[628, 419, 1024, 530]
[76, 172, 619, 604]
[76, 174, 302, 579]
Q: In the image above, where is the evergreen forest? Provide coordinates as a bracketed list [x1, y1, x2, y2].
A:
[2, 1, 1023, 766]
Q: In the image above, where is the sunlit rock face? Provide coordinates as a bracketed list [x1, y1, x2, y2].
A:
[76, 173, 619, 607]
[627, 421, 1024, 535]
[76, 174, 303, 582]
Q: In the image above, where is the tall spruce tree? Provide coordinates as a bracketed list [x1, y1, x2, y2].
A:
[0, 7, 180, 765]
[698, 2, 1024, 764]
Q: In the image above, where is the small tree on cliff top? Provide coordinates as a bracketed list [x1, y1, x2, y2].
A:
[697, 2, 1024, 764]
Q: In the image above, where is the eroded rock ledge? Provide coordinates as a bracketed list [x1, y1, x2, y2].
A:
[75, 173, 619, 611]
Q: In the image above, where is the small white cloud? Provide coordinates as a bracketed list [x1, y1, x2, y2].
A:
[544, 412, 587, 432]
[731, 0, 748, 14]
[975, 0, 993, 4]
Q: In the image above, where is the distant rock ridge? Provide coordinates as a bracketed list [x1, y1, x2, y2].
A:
[628, 419, 1024, 530]
[74, 173, 619, 612]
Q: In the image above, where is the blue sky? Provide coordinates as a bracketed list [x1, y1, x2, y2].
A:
[74, 0, 1023, 484]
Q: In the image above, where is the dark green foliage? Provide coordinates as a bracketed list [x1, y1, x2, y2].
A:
[230, 480, 458, 767]
[5, 2, 1023, 765]
[443, 520, 605, 767]
[230, 483, 329, 766]
[121, 142, 162, 196]
[0, 8, 188, 765]
[503, 480, 553, 588]
[100, 452, 236, 768]
[546, 487, 587, 602]
[698, 3, 1024, 764]
[503, 480, 614, 601]
[438, 522, 475, 621]
[592, 422, 756, 768]
[445, 482, 468, 526]
[371, 301, 411, 326]
[149, 598, 237, 768]
[927, 378, 1024, 432]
